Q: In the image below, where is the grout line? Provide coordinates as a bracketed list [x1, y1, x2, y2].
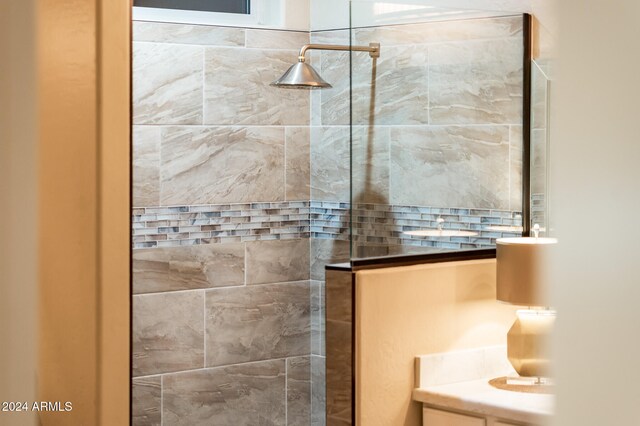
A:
[284, 127, 288, 202]
[130, 123, 521, 128]
[243, 242, 247, 286]
[201, 46, 205, 125]
[160, 375, 164, 426]
[203, 290, 207, 368]
[154, 356, 305, 379]
[427, 46, 431, 125]
[508, 125, 512, 211]
[285, 358, 288, 426]
[310, 356, 313, 422]
[132, 40, 305, 52]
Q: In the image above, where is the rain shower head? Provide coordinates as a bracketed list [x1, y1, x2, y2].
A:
[271, 42, 380, 90]
[270, 60, 331, 89]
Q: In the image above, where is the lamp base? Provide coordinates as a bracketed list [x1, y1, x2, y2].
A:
[507, 309, 556, 377]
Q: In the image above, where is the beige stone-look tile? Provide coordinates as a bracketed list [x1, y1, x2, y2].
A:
[326, 320, 352, 423]
[286, 127, 311, 201]
[245, 239, 310, 285]
[310, 30, 349, 45]
[132, 291, 204, 376]
[354, 15, 522, 46]
[318, 51, 352, 126]
[351, 126, 390, 204]
[133, 244, 245, 294]
[133, 21, 245, 46]
[163, 360, 286, 426]
[311, 355, 326, 426]
[132, 376, 161, 426]
[246, 29, 309, 49]
[429, 38, 523, 125]
[310, 126, 350, 202]
[287, 356, 311, 426]
[390, 126, 510, 209]
[159, 126, 285, 205]
[133, 42, 203, 125]
[204, 47, 309, 125]
[205, 282, 310, 367]
[133, 126, 160, 208]
[310, 238, 350, 281]
[531, 61, 549, 130]
[310, 280, 325, 356]
[531, 128, 547, 196]
[510, 125, 524, 211]
[351, 45, 429, 126]
[326, 270, 352, 323]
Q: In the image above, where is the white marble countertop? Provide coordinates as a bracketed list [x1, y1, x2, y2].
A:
[413, 378, 554, 425]
[412, 346, 554, 425]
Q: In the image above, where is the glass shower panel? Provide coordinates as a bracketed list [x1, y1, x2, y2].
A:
[349, 1, 527, 258]
[530, 60, 550, 236]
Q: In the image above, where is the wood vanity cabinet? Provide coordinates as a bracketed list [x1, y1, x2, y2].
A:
[423, 406, 533, 426]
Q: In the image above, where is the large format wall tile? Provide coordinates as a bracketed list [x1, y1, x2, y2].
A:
[390, 126, 510, 209]
[246, 29, 309, 49]
[245, 239, 310, 284]
[133, 244, 245, 294]
[286, 127, 311, 201]
[133, 22, 245, 46]
[310, 126, 350, 202]
[353, 15, 522, 46]
[205, 282, 310, 367]
[132, 376, 161, 426]
[311, 280, 325, 356]
[311, 30, 350, 126]
[204, 47, 309, 125]
[287, 356, 311, 426]
[311, 355, 326, 426]
[429, 38, 523, 125]
[133, 291, 204, 376]
[160, 126, 285, 205]
[351, 45, 429, 125]
[310, 238, 350, 281]
[351, 126, 390, 204]
[318, 51, 351, 126]
[133, 126, 160, 207]
[133, 42, 203, 125]
[510, 125, 524, 211]
[531, 128, 547, 196]
[163, 360, 286, 426]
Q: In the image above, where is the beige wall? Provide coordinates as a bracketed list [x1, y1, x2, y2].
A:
[0, 1, 38, 425]
[355, 259, 516, 426]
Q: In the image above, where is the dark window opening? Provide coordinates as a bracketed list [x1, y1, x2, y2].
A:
[134, 0, 250, 15]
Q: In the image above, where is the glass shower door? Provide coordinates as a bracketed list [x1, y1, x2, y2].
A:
[348, 0, 529, 259]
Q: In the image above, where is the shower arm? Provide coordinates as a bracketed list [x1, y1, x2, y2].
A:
[297, 43, 380, 62]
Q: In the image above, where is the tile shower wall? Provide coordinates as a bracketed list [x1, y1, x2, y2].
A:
[309, 15, 524, 256]
[132, 15, 525, 426]
[132, 22, 320, 426]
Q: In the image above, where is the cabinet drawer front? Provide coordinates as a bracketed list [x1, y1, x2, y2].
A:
[423, 407, 486, 426]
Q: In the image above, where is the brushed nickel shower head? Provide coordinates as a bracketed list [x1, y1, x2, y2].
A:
[271, 59, 331, 89]
[271, 42, 380, 90]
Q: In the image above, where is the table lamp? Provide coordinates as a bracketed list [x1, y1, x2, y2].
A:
[496, 231, 557, 384]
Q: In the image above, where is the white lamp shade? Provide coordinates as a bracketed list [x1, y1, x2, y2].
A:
[496, 237, 558, 306]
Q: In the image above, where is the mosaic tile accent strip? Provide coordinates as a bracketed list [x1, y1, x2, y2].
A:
[132, 201, 311, 248]
[132, 201, 522, 250]
[310, 201, 523, 250]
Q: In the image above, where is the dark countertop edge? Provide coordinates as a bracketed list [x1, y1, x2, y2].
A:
[325, 248, 497, 272]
